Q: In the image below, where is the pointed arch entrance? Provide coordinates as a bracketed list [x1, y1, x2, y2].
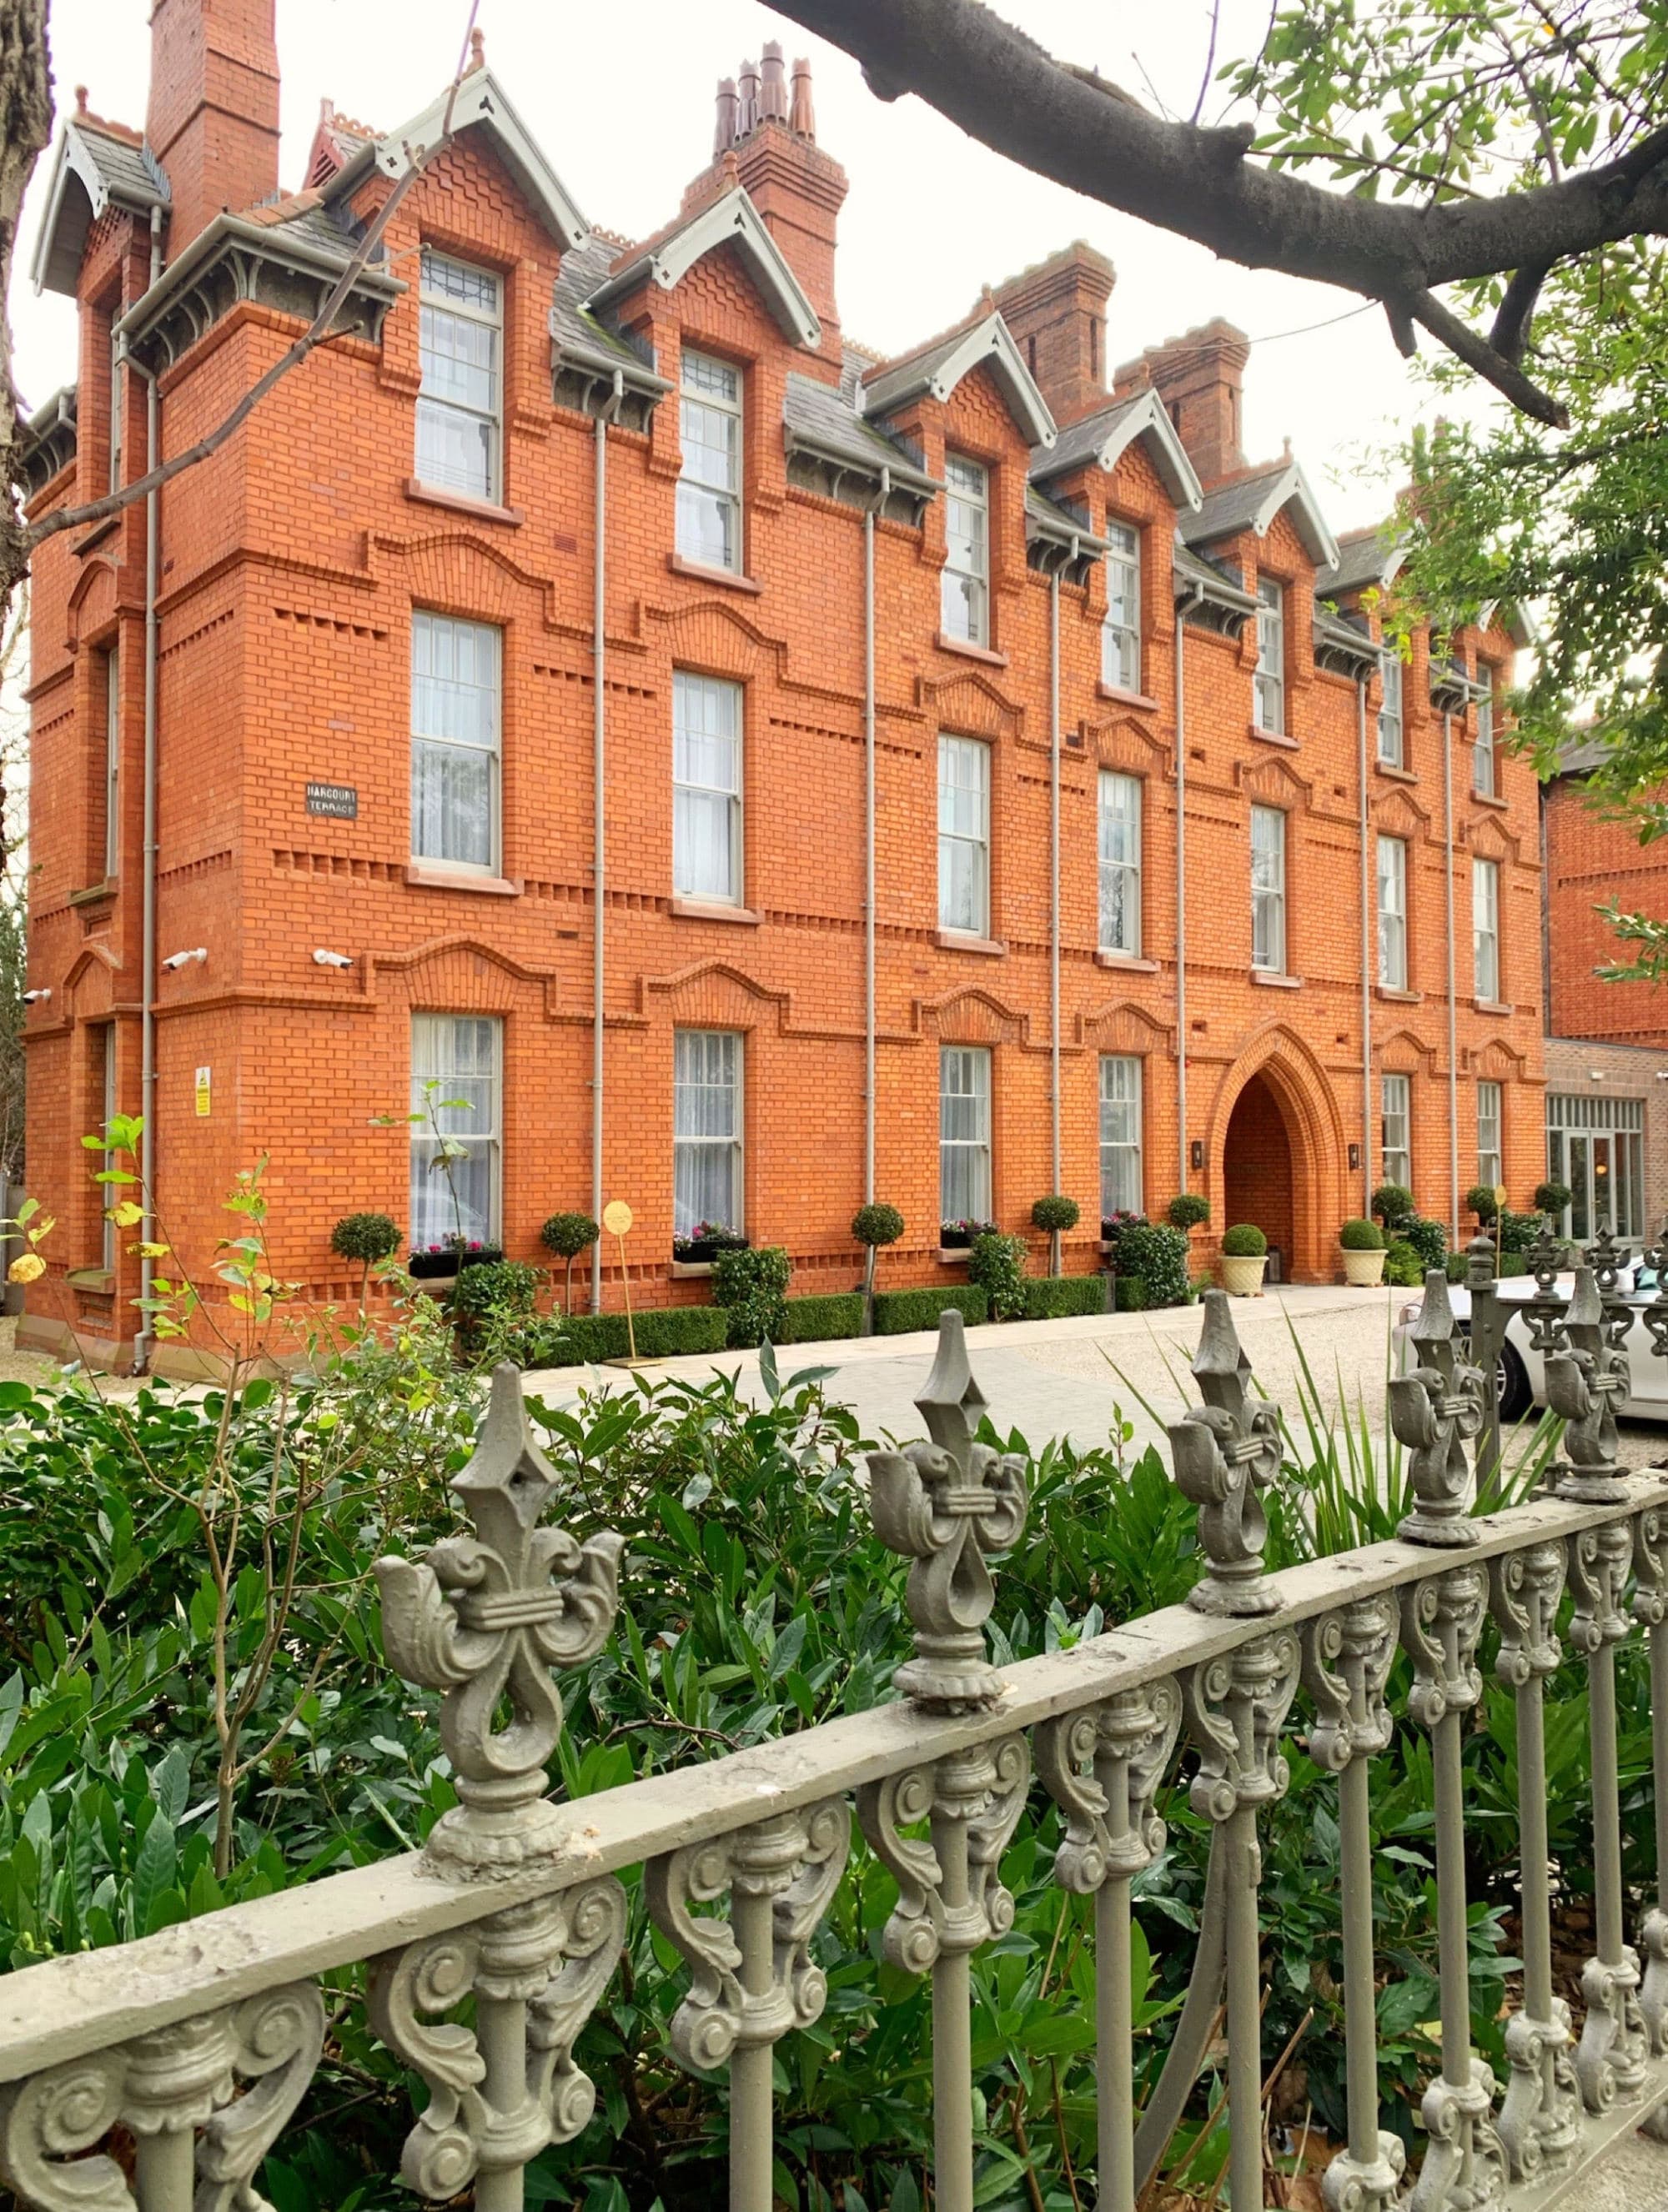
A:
[1208, 1026, 1347, 1282]
[1224, 1074, 1296, 1276]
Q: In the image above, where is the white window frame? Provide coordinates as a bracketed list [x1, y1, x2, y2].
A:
[1473, 856, 1500, 1002]
[1477, 1079, 1503, 1196]
[409, 1013, 503, 1250]
[410, 612, 502, 875]
[1381, 1072, 1411, 1193]
[416, 248, 503, 504]
[942, 454, 990, 647]
[1101, 523, 1141, 693]
[1251, 805, 1287, 973]
[1099, 1054, 1143, 1219]
[1254, 577, 1286, 735]
[1547, 1093, 1645, 1241]
[103, 643, 120, 880]
[1377, 650, 1404, 767]
[1376, 834, 1407, 990]
[938, 734, 991, 937]
[1098, 770, 1142, 956]
[939, 1044, 992, 1226]
[672, 671, 744, 905]
[673, 1029, 745, 1241]
[1473, 670, 1496, 796]
[676, 350, 744, 574]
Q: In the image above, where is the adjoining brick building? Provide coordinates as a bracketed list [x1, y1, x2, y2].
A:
[19, 1, 1544, 1370]
[1540, 744, 1668, 1242]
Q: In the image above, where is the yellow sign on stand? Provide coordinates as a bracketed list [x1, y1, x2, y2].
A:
[601, 1200, 637, 1363]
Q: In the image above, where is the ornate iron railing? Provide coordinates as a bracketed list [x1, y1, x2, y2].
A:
[3, 1276, 1668, 2212]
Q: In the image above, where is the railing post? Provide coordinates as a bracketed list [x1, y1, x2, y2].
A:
[1522, 1219, 1574, 1372]
[1303, 1594, 1406, 2211]
[369, 1364, 627, 2209]
[857, 1311, 1030, 2212]
[1466, 1230, 1505, 1505]
[1635, 1503, 1668, 2142]
[1490, 1539, 1581, 2181]
[1391, 1269, 1485, 1545]
[1584, 1223, 1635, 1348]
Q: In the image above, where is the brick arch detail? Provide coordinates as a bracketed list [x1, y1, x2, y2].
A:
[913, 984, 1032, 1048]
[1374, 789, 1432, 839]
[1205, 1022, 1349, 1281]
[1471, 1035, 1530, 1080]
[1377, 1025, 1439, 1076]
[62, 942, 122, 1023]
[1083, 713, 1168, 776]
[1078, 997, 1174, 1056]
[916, 669, 1023, 742]
[65, 557, 119, 651]
[653, 598, 777, 684]
[642, 957, 787, 1036]
[369, 530, 564, 629]
[369, 935, 562, 1020]
[1236, 753, 1314, 810]
[1465, 814, 1524, 866]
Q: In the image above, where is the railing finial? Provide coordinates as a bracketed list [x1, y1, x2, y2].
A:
[1168, 1287, 1284, 1615]
[374, 1362, 625, 1878]
[1546, 1267, 1631, 1505]
[867, 1308, 1027, 1712]
[1391, 1269, 1485, 1547]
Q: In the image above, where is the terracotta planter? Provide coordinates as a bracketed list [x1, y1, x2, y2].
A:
[1221, 1253, 1268, 1297]
[1342, 1247, 1387, 1287]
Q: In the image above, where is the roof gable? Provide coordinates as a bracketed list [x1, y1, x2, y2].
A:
[1183, 454, 1339, 570]
[336, 69, 588, 252]
[585, 185, 820, 349]
[1031, 388, 1201, 511]
[31, 120, 168, 297]
[862, 311, 1056, 450]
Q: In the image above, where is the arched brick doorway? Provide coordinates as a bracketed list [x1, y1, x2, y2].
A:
[1223, 1072, 1297, 1280]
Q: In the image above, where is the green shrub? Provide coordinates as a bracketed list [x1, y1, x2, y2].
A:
[871, 1284, 990, 1335]
[777, 1292, 866, 1343]
[1444, 1251, 1469, 1282]
[329, 1212, 400, 1267]
[1030, 1195, 1081, 1234]
[1384, 1239, 1424, 1287]
[1339, 1218, 1384, 1251]
[1022, 1273, 1107, 1320]
[540, 1211, 600, 1312]
[1371, 1183, 1414, 1228]
[449, 1259, 541, 1353]
[968, 1230, 1029, 1321]
[1165, 1193, 1211, 1232]
[712, 1244, 792, 1348]
[1499, 1207, 1543, 1257]
[1465, 1183, 1500, 1224]
[1114, 1275, 1147, 1312]
[1221, 1223, 1269, 1258]
[1113, 1221, 1189, 1307]
[1499, 1253, 1529, 1278]
[1534, 1179, 1573, 1218]
[547, 1305, 731, 1365]
[1402, 1215, 1447, 1271]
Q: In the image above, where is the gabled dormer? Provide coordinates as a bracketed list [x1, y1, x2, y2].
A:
[1030, 386, 1203, 514]
[1183, 456, 1339, 573]
[861, 308, 1056, 451]
[30, 105, 169, 298]
[585, 185, 820, 350]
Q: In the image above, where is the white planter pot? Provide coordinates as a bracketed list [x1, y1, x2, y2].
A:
[1221, 1254, 1268, 1297]
[1342, 1247, 1387, 1287]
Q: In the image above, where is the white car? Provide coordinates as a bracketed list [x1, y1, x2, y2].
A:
[1393, 1264, 1668, 1423]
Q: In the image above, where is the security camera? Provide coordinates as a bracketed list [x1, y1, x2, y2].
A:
[312, 948, 353, 970]
[161, 947, 207, 971]
[21, 988, 50, 1005]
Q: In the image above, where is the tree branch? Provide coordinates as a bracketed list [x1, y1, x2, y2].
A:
[1399, 285, 1570, 424]
[1490, 258, 1554, 363]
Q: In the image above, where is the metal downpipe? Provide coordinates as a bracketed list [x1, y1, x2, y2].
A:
[1359, 675, 1373, 1216]
[590, 373, 623, 1314]
[863, 469, 887, 1206]
[1444, 707, 1459, 1244]
[1173, 584, 1203, 1197]
[1049, 555, 1068, 1198]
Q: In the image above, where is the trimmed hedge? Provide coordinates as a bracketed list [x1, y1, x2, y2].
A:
[545, 1305, 731, 1366]
[872, 1285, 990, 1336]
[777, 1292, 866, 1343]
[1114, 1276, 1148, 1312]
[1022, 1274, 1108, 1321]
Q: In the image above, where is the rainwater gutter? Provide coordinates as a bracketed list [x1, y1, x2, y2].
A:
[590, 370, 624, 1314]
[134, 201, 163, 1373]
[863, 467, 889, 1204]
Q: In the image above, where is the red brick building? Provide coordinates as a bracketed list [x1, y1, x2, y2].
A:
[19, 1, 1544, 1370]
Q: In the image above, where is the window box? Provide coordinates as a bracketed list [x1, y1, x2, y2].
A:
[671, 1232, 748, 1266]
[409, 1242, 504, 1281]
[939, 1219, 997, 1251]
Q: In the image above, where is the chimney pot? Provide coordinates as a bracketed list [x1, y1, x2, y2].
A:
[760, 42, 788, 123]
[738, 58, 760, 136]
[714, 76, 739, 154]
[790, 58, 816, 138]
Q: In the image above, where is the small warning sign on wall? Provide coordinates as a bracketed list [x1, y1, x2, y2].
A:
[194, 1067, 211, 1117]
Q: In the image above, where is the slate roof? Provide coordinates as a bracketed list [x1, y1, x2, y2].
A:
[31, 117, 169, 294]
[1183, 455, 1339, 569]
[1032, 394, 1147, 480]
[1319, 525, 1401, 599]
[782, 369, 937, 492]
[550, 236, 665, 387]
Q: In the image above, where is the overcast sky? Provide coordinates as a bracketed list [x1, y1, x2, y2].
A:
[15, 0, 1432, 532]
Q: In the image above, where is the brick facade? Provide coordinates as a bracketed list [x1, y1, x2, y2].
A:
[1543, 762, 1668, 1051]
[20, 8, 1545, 1370]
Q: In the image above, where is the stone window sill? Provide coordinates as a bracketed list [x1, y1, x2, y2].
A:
[1375, 985, 1424, 1004]
[68, 878, 116, 908]
[1095, 951, 1158, 973]
[670, 899, 761, 925]
[404, 863, 523, 896]
[404, 479, 525, 527]
[670, 1260, 715, 1279]
[1375, 762, 1419, 785]
[1248, 723, 1299, 750]
[1096, 682, 1158, 714]
[935, 630, 1009, 669]
[1251, 969, 1303, 988]
[935, 930, 1006, 956]
[1471, 790, 1510, 811]
[1474, 998, 1514, 1016]
[937, 1248, 973, 1266]
[667, 554, 763, 594]
[66, 1267, 115, 1293]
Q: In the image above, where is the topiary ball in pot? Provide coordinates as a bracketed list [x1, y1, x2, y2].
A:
[540, 1211, 600, 1314]
[330, 1212, 400, 1301]
[1464, 1183, 1500, 1225]
[1219, 1223, 1269, 1297]
[1371, 1183, 1414, 1230]
[1339, 1216, 1387, 1286]
[1030, 1194, 1080, 1276]
[1533, 1180, 1572, 1220]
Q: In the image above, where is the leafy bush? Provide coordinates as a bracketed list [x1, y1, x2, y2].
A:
[447, 1258, 541, 1355]
[1465, 1183, 1500, 1223]
[1030, 1194, 1080, 1233]
[1500, 1207, 1544, 1257]
[1534, 1179, 1573, 1217]
[1339, 1218, 1384, 1251]
[871, 1284, 989, 1334]
[1403, 1215, 1448, 1271]
[1372, 1182, 1414, 1228]
[1114, 1274, 1148, 1311]
[551, 1306, 731, 1364]
[540, 1211, 599, 1312]
[777, 1292, 865, 1342]
[1500, 1253, 1530, 1278]
[1384, 1238, 1424, 1287]
[1022, 1273, 1107, 1320]
[1221, 1223, 1269, 1257]
[1113, 1221, 1190, 1307]
[329, 1212, 399, 1267]
[712, 1244, 792, 1348]
[967, 1229, 1029, 1321]
[1166, 1193, 1211, 1232]
[1445, 1251, 1470, 1282]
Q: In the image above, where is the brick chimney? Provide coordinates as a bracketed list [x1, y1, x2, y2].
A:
[1114, 318, 1249, 487]
[683, 46, 847, 344]
[991, 243, 1115, 428]
[147, 0, 280, 253]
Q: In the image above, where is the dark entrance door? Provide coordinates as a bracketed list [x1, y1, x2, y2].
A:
[1224, 1072, 1295, 1281]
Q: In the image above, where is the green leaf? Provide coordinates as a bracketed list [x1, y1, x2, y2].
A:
[130, 1815, 176, 1939]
